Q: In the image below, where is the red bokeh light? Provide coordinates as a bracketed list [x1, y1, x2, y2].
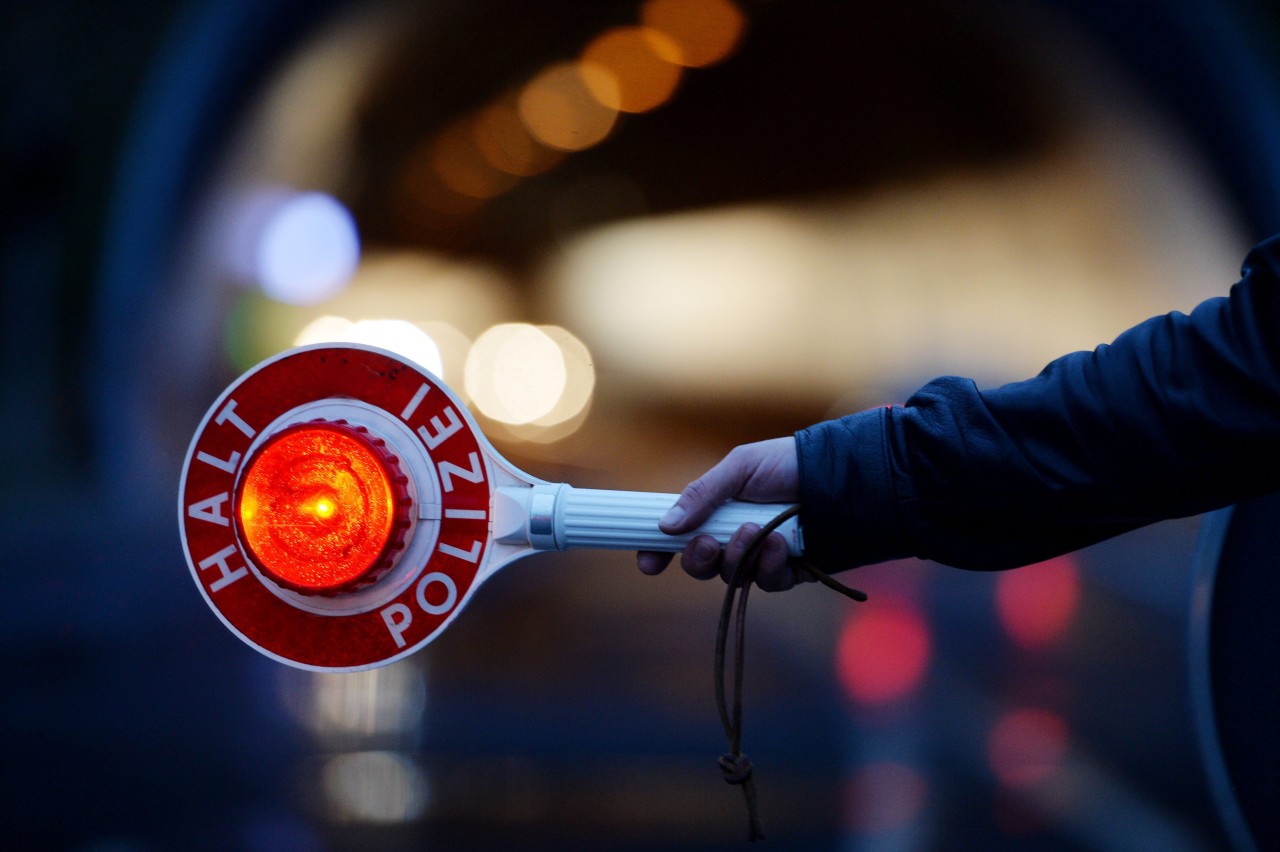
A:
[986, 707, 1069, 788]
[836, 601, 931, 705]
[995, 554, 1080, 649]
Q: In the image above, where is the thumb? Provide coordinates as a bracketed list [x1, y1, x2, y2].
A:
[659, 451, 758, 534]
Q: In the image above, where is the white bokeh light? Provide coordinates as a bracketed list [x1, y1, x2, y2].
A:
[503, 325, 596, 443]
[465, 324, 567, 424]
[322, 751, 429, 824]
[256, 191, 360, 304]
[295, 315, 444, 377]
[529, 325, 594, 427]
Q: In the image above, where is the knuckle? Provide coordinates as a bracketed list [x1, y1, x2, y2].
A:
[682, 475, 714, 504]
[682, 536, 721, 579]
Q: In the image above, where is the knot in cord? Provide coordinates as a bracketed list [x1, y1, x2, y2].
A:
[714, 504, 866, 843]
[719, 752, 754, 785]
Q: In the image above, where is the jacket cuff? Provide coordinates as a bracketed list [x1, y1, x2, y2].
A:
[795, 407, 910, 570]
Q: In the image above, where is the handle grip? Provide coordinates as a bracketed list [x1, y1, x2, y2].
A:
[494, 484, 803, 556]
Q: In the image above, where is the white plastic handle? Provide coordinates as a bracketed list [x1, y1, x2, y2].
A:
[494, 484, 803, 556]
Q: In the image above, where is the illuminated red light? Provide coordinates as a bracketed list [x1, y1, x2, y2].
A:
[235, 422, 407, 594]
[987, 707, 1069, 788]
[995, 555, 1080, 649]
[836, 601, 931, 705]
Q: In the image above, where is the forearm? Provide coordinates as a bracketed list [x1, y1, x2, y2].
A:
[798, 236, 1280, 572]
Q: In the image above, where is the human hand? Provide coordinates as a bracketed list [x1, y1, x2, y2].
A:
[636, 437, 803, 591]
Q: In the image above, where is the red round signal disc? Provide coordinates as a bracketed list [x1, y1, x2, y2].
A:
[178, 345, 493, 671]
[235, 422, 407, 595]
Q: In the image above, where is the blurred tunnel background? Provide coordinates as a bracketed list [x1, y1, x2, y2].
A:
[3, 0, 1280, 849]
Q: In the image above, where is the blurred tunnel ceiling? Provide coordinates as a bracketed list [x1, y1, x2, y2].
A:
[163, 0, 1245, 460]
[348, 0, 1054, 259]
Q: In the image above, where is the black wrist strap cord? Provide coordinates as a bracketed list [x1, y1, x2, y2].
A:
[715, 504, 868, 841]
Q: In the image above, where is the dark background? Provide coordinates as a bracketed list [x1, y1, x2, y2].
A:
[3, 1, 1279, 849]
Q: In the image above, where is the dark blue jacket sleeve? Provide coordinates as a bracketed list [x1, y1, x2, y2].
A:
[796, 235, 1280, 571]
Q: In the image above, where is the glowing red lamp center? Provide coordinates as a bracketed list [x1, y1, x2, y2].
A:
[235, 422, 406, 594]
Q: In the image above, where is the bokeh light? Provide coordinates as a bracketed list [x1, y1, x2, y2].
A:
[277, 665, 428, 737]
[465, 323, 568, 424]
[550, 207, 817, 390]
[500, 325, 596, 443]
[295, 316, 445, 378]
[255, 191, 360, 304]
[415, 321, 474, 389]
[530, 325, 595, 426]
[641, 0, 746, 68]
[987, 707, 1070, 788]
[397, 136, 487, 219]
[473, 95, 564, 177]
[322, 751, 430, 824]
[836, 601, 932, 706]
[581, 27, 683, 114]
[995, 555, 1081, 650]
[292, 315, 354, 347]
[386, 1, 745, 231]
[336, 251, 516, 339]
[518, 62, 619, 152]
[431, 118, 520, 200]
[844, 761, 930, 835]
[225, 249, 511, 377]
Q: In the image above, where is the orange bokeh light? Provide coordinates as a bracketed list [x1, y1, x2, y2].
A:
[836, 601, 932, 705]
[995, 554, 1081, 649]
[236, 423, 400, 593]
[581, 26, 683, 114]
[518, 62, 618, 151]
[397, 138, 486, 218]
[473, 96, 564, 177]
[432, 118, 520, 200]
[641, 0, 745, 68]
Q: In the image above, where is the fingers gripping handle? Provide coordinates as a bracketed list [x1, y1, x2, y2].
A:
[494, 484, 804, 556]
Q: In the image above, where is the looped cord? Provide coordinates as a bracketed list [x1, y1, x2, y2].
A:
[715, 504, 867, 842]
[719, 751, 754, 784]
